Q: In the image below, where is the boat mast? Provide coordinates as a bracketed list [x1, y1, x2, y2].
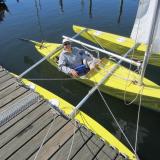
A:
[139, 0, 159, 85]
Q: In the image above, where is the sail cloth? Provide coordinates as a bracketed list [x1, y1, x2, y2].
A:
[131, 0, 160, 54]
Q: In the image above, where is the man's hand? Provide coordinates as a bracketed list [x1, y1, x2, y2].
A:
[69, 69, 79, 78]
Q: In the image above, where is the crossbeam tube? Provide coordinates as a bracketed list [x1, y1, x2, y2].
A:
[63, 36, 141, 67]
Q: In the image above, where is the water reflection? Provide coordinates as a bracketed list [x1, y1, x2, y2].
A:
[58, 0, 92, 18]
[89, 0, 92, 19]
[59, 0, 64, 13]
[34, 0, 45, 40]
[0, 0, 9, 22]
[117, 0, 124, 23]
[24, 56, 35, 66]
[80, 0, 84, 12]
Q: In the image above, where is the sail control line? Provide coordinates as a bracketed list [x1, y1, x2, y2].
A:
[18, 28, 88, 79]
[69, 42, 140, 118]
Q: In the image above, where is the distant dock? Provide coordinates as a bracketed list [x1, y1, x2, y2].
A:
[0, 66, 127, 160]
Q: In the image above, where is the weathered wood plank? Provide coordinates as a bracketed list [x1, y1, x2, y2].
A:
[115, 154, 127, 160]
[0, 87, 29, 109]
[28, 120, 78, 160]
[0, 83, 20, 100]
[8, 116, 69, 160]
[72, 135, 104, 160]
[0, 102, 50, 148]
[0, 78, 17, 91]
[93, 144, 118, 160]
[0, 70, 8, 78]
[49, 126, 93, 160]
[0, 99, 44, 134]
[0, 73, 13, 84]
[0, 108, 57, 160]
[0, 66, 4, 72]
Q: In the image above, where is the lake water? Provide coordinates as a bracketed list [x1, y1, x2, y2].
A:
[0, 0, 160, 160]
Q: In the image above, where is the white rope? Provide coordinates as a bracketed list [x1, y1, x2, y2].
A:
[89, 33, 106, 51]
[84, 27, 142, 106]
[90, 74, 136, 154]
[66, 119, 77, 160]
[33, 115, 56, 160]
[97, 88, 137, 155]
[135, 86, 144, 153]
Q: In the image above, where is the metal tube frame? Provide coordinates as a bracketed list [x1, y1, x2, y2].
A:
[63, 36, 141, 67]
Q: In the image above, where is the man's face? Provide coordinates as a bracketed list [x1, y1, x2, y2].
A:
[63, 42, 71, 52]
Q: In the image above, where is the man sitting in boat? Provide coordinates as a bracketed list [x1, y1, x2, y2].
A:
[58, 38, 100, 78]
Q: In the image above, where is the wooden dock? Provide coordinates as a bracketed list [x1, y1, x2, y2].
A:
[0, 66, 128, 160]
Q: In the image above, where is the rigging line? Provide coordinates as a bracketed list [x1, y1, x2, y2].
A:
[85, 28, 142, 105]
[66, 118, 77, 160]
[80, 43, 100, 59]
[97, 88, 137, 155]
[121, 0, 142, 105]
[134, 85, 144, 154]
[123, 70, 143, 106]
[91, 74, 136, 154]
[88, 32, 106, 51]
[27, 78, 81, 81]
[33, 115, 56, 160]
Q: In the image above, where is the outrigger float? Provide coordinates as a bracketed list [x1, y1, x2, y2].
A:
[0, 66, 137, 160]
[73, 25, 160, 67]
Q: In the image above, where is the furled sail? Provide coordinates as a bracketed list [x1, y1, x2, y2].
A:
[131, 0, 160, 54]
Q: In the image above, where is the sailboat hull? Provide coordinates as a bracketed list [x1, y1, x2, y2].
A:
[73, 25, 160, 67]
[34, 41, 160, 112]
[10, 75, 136, 160]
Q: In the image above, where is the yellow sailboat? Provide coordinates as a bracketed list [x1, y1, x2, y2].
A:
[73, 25, 160, 67]
[24, 39, 160, 112]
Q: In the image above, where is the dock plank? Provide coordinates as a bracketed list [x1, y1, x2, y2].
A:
[0, 102, 50, 148]
[115, 154, 127, 160]
[50, 126, 93, 160]
[0, 99, 44, 134]
[0, 70, 8, 78]
[0, 78, 17, 91]
[0, 83, 20, 100]
[28, 120, 78, 160]
[0, 107, 56, 160]
[93, 144, 118, 160]
[8, 116, 69, 160]
[0, 73, 13, 84]
[0, 66, 3, 72]
[0, 87, 29, 109]
[72, 135, 104, 160]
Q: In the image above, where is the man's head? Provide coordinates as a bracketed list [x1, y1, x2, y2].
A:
[62, 39, 72, 52]
[62, 39, 71, 47]
[62, 39, 71, 52]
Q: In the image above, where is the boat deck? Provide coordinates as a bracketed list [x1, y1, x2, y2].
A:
[0, 66, 128, 160]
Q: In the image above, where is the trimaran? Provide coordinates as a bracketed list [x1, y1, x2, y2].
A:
[18, 0, 160, 159]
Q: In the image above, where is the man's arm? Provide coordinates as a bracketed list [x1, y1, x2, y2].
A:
[58, 53, 71, 74]
[58, 53, 79, 77]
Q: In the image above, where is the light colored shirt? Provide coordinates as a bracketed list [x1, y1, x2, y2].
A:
[58, 47, 92, 74]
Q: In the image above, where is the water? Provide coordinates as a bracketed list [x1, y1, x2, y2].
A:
[0, 0, 160, 160]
